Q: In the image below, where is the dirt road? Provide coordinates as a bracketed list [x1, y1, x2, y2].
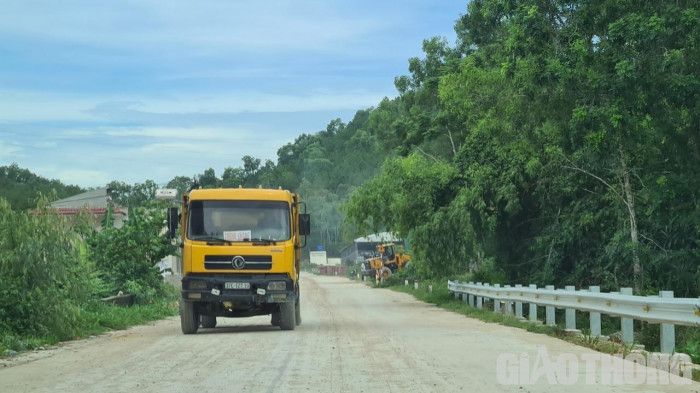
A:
[1, 275, 697, 392]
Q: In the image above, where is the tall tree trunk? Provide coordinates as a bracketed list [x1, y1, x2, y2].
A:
[447, 130, 457, 157]
[619, 146, 642, 292]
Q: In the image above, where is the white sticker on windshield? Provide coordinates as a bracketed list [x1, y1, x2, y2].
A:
[223, 230, 251, 241]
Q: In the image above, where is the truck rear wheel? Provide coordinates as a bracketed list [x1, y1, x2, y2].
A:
[200, 315, 217, 329]
[295, 297, 301, 326]
[271, 311, 280, 326]
[180, 301, 198, 334]
[279, 301, 296, 331]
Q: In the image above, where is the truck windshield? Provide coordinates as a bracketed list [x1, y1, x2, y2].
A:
[188, 200, 291, 241]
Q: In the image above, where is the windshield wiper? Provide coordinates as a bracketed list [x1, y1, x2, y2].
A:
[193, 236, 233, 245]
[192, 236, 277, 245]
[245, 238, 277, 245]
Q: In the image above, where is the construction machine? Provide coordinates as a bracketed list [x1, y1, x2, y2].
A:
[366, 243, 411, 283]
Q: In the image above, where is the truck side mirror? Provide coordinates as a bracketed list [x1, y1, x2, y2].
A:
[167, 207, 179, 239]
[299, 213, 311, 236]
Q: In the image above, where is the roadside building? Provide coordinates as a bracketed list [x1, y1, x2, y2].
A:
[50, 188, 127, 229]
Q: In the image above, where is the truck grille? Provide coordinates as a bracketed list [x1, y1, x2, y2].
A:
[204, 255, 273, 270]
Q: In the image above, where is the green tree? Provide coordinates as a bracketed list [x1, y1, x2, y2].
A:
[87, 204, 175, 302]
[166, 176, 195, 197]
[107, 180, 159, 208]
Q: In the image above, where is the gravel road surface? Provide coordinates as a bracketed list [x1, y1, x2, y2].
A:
[1, 275, 697, 392]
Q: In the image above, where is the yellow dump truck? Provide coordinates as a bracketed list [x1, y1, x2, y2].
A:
[167, 188, 310, 334]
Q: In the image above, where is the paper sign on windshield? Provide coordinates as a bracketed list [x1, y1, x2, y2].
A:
[223, 230, 251, 241]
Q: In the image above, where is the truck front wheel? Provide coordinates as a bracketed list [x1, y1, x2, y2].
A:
[295, 296, 301, 326]
[180, 300, 199, 334]
[279, 301, 296, 331]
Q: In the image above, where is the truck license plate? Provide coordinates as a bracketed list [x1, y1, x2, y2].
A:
[224, 282, 250, 290]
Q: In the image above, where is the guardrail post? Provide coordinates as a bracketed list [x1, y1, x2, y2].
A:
[659, 290, 675, 354]
[504, 285, 513, 315]
[589, 286, 601, 337]
[565, 285, 577, 332]
[620, 287, 634, 344]
[476, 283, 483, 309]
[465, 282, 473, 306]
[528, 284, 538, 322]
[514, 284, 523, 319]
[463, 282, 469, 305]
[493, 284, 501, 313]
[545, 285, 555, 326]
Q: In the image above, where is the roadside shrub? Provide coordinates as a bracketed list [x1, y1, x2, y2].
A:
[470, 257, 507, 284]
[0, 198, 91, 339]
[383, 262, 418, 286]
[87, 205, 174, 303]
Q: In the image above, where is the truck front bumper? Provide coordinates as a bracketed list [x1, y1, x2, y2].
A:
[181, 274, 296, 304]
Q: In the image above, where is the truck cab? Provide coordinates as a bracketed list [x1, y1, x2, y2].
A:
[171, 188, 310, 334]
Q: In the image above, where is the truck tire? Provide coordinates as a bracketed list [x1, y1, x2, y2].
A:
[180, 301, 198, 334]
[279, 301, 296, 331]
[200, 315, 217, 329]
[295, 296, 301, 326]
[271, 311, 280, 326]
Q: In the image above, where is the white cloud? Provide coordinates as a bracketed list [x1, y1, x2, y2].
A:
[31, 141, 58, 149]
[130, 91, 387, 114]
[0, 90, 101, 121]
[0, 89, 387, 122]
[101, 126, 252, 141]
[16, 125, 283, 186]
[0, 1, 389, 54]
[56, 130, 98, 138]
[0, 140, 23, 160]
[32, 167, 110, 188]
[57, 169, 110, 187]
[126, 131, 280, 163]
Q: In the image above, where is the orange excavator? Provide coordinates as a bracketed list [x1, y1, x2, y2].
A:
[366, 243, 411, 283]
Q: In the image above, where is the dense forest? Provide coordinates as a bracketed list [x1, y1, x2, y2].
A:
[3, 1, 698, 297]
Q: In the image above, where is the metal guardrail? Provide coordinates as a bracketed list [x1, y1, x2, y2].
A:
[447, 280, 700, 354]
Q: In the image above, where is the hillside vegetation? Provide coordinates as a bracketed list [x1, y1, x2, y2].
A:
[179, 1, 699, 296]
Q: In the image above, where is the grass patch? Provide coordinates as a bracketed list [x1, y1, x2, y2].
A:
[0, 297, 177, 356]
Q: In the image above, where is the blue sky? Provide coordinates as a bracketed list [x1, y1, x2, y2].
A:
[0, 0, 464, 187]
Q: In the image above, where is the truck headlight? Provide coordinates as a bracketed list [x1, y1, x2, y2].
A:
[267, 281, 286, 291]
[189, 281, 207, 290]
